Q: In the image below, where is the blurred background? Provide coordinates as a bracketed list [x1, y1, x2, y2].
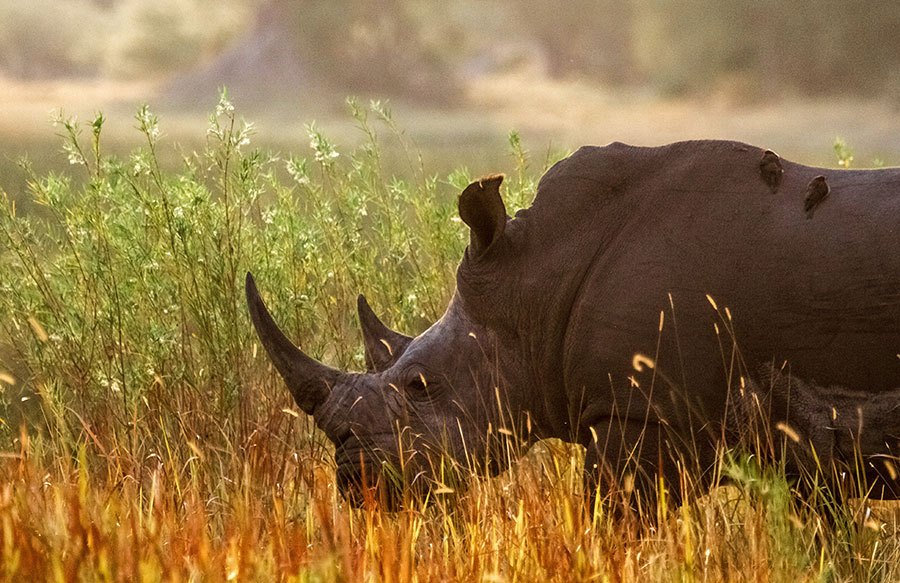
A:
[3, 0, 900, 194]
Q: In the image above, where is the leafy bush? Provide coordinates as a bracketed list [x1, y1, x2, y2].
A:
[0, 95, 504, 451]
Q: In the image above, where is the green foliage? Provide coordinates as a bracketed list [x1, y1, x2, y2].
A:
[724, 455, 816, 576]
[0, 94, 541, 452]
[833, 137, 854, 168]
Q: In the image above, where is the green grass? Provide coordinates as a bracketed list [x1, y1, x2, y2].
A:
[1, 94, 899, 581]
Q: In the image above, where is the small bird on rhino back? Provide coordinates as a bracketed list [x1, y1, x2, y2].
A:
[804, 175, 830, 218]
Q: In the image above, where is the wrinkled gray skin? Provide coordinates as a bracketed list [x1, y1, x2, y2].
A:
[248, 140, 900, 510]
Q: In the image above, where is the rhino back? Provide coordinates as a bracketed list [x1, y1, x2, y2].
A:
[530, 141, 900, 427]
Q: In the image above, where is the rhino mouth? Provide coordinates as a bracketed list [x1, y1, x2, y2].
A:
[333, 439, 440, 509]
[334, 457, 410, 509]
[330, 436, 397, 507]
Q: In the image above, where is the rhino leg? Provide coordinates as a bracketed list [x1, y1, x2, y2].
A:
[583, 419, 691, 520]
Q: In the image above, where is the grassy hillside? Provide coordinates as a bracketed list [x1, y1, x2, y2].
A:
[1, 96, 898, 581]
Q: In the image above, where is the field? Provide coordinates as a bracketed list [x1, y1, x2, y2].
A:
[2, 87, 900, 581]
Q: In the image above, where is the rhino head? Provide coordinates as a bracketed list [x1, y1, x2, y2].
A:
[247, 176, 541, 506]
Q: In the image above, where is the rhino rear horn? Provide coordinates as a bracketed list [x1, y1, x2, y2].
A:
[458, 174, 507, 258]
[357, 294, 413, 372]
[245, 272, 341, 415]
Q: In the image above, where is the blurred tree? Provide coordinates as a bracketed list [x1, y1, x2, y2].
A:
[297, 0, 458, 100]
[107, 0, 251, 79]
[166, 0, 459, 104]
[757, 0, 900, 95]
[0, 0, 105, 79]
[516, 0, 637, 83]
[3, 0, 900, 102]
[632, 0, 754, 95]
[634, 0, 900, 97]
[108, 1, 204, 77]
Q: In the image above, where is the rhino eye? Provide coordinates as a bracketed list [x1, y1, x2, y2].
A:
[408, 372, 428, 392]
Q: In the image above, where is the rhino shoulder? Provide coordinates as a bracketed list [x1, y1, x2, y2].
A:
[539, 142, 643, 189]
[539, 139, 764, 190]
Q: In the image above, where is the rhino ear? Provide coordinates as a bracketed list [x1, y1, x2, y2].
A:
[458, 174, 507, 258]
[357, 294, 413, 372]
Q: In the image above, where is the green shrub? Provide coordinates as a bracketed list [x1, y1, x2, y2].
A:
[0, 94, 544, 456]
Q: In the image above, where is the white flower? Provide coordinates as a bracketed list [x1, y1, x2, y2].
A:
[286, 157, 310, 185]
[307, 123, 339, 163]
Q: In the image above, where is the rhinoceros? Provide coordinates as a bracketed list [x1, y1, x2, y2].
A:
[246, 140, 900, 511]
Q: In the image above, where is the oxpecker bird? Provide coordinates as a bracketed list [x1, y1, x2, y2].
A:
[759, 149, 784, 193]
[804, 175, 830, 219]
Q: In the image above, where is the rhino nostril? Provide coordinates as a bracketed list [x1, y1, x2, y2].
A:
[321, 416, 352, 447]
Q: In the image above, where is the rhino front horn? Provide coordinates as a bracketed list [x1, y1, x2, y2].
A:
[245, 272, 341, 415]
